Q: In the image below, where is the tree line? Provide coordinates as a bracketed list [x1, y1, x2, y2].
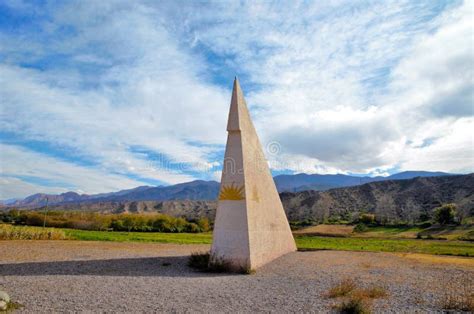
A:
[0, 210, 211, 233]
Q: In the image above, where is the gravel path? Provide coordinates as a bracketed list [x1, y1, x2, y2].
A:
[1, 241, 473, 313]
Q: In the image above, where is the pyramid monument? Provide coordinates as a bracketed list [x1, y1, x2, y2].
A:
[210, 78, 296, 271]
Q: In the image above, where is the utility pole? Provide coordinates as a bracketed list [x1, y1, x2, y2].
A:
[43, 197, 49, 228]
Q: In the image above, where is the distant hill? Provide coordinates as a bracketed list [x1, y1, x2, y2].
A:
[10, 174, 472, 224]
[280, 174, 473, 222]
[5, 180, 220, 208]
[273, 171, 453, 192]
[3, 171, 455, 208]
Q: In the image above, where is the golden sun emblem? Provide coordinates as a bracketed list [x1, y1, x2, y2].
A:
[219, 183, 245, 200]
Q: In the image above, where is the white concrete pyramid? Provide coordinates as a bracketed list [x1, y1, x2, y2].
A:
[210, 78, 296, 271]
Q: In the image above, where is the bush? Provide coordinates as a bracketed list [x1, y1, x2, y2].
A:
[188, 251, 252, 274]
[25, 212, 45, 226]
[433, 204, 457, 225]
[188, 251, 211, 270]
[359, 214, 376, 225]
[354, 223, 368, 233]
[197, 218, 210, 232]
[418, 222, 432, 229]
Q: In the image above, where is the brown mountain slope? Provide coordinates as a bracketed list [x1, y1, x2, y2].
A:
[280, 174, 473, 222]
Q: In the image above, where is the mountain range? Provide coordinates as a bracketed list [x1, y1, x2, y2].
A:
[5, 174, 472, 224]
[2, 171, 454, 208]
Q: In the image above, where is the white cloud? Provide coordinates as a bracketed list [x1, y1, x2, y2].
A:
[0, 144, 150, 198]
[399, 118, 474, 173]
[179, 0, 473, 174]
[0, 0, 472, 198]
[0, 1, 230, 190]
[0, 176, 68, 199]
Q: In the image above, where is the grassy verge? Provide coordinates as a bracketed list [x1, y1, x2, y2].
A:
[64, 228, 213, 244]
[295, 224, 474, 241]
[358, 226, 423, 238]
[295, 236, 474, 256]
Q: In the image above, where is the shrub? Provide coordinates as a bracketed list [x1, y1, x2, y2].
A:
[188, 251, 210, 270]
[418, 222, 432, 228]
[25, 212, 45, 226]
[174, 217, 188, 233]
[433, 204, 457, 225]
[197, 218, 210, 232]
[354, 223, 368, 233]
[151, 215, 176, 232]
[185, 222, 200, 233]
[359, 214, 375, 225]
[188, 251, 251, 274]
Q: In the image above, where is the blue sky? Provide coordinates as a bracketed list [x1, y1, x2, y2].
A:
[0, 0, 473, 199]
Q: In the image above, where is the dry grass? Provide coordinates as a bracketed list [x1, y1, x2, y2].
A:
[326, 279, 388, 300]
[0, 224, 66, 240]
[294, 224, 354, 237]
[188, 251, 253, 274]
[395, 253, 474, 267]
[355, 286, 388, 299]
[327, 278, 389, 313]
[188, 251, 211, 270]
[438, 276, 474, 312]
[326, 278, 357, 298]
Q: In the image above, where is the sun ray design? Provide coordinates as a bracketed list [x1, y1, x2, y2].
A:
[219, 182, 245, 200]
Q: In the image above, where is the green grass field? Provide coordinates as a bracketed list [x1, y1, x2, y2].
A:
[295, 236, 474, 256]
[2, 224, 472, 257]
[61, 228, 474, 257]
[64, 228, 213, 244]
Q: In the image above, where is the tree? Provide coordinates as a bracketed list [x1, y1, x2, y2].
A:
[359, 213, 376, 224]
[122, 215, 137, 232]
[197, 218, 210, 232]
[433, 204, 457, 225]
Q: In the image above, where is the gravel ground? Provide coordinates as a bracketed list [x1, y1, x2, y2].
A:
[0, 240, 473, 313]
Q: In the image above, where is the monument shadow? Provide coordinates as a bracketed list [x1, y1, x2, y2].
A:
[0, 256, 236, 278]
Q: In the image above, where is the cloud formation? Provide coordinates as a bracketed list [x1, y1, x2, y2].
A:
[0, 0, 472, 198]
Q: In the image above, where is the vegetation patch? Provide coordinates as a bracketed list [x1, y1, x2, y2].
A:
[5, 301, 23, 312]
[354, 286, 388, 299]
[188, 252, 212, 270]
[354, 223, 369, 233]
[1, 210, 211, 233]
[326, 278, 357, 298]
[0, 224, 66, 240]
[327, 278, 388, 313]
[293, 224, 354, 237]
[296, 236, 474, 257]
[335, 295, 372, 314]
[65, 228, 213, 244]
[438, 277, 474, 312]
[3, 224, 473, 257]
[187, 251, 254, 274]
